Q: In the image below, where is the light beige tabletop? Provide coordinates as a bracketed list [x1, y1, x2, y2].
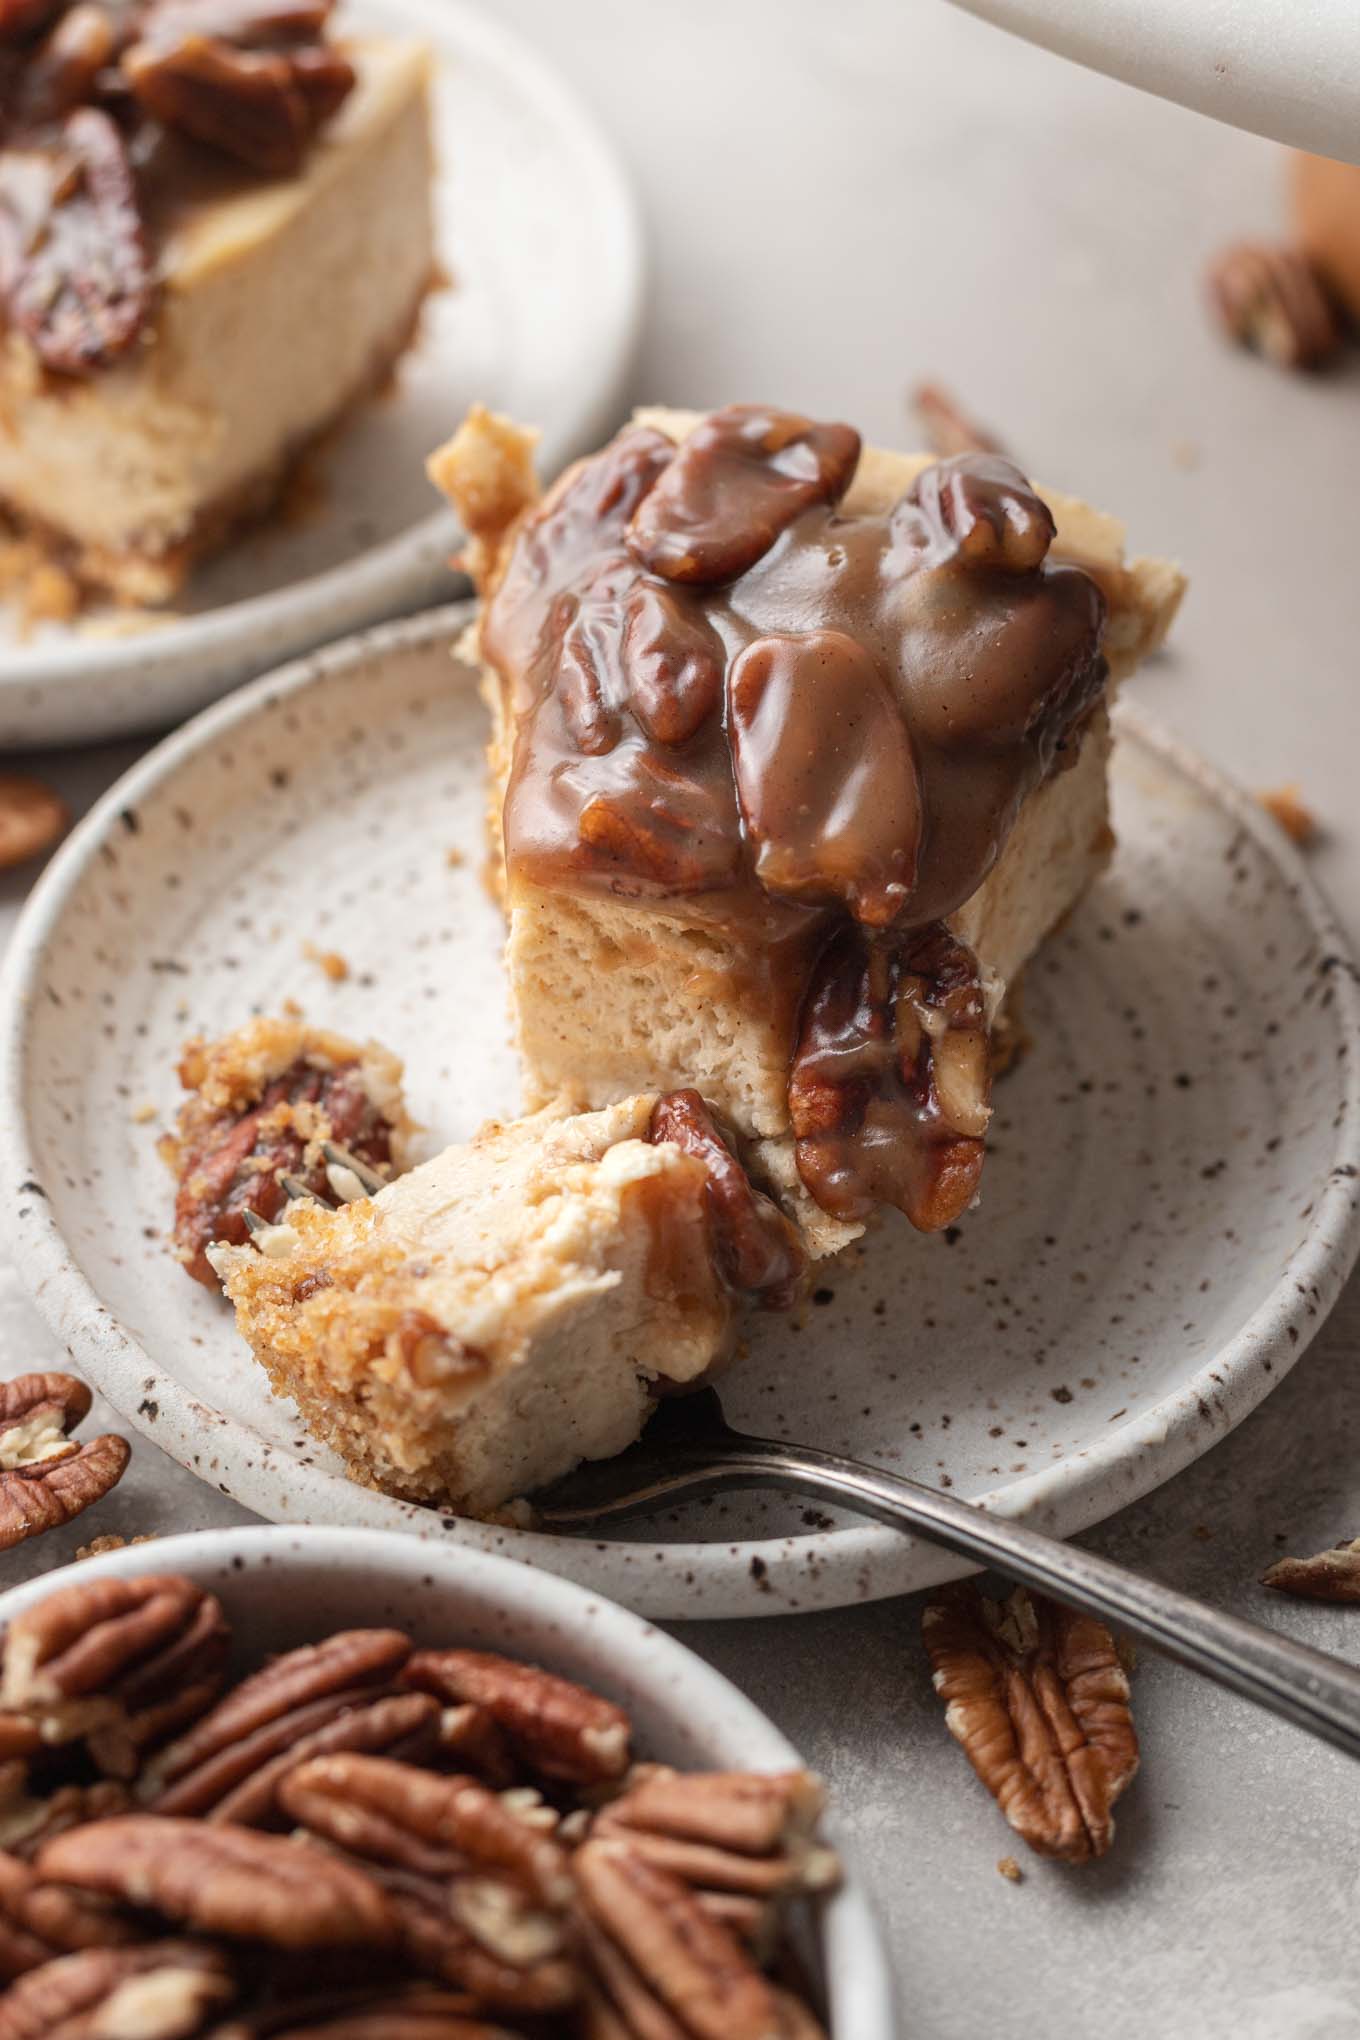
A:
[3, 5, 1360, 2034]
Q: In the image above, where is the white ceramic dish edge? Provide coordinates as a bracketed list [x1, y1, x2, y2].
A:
[0, 1523, 897, 2039]
[3, 605, 1359, 1621]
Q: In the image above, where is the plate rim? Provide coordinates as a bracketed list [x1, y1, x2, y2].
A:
[0, 0, 646, 724]
[3, 602, 1359, 1620]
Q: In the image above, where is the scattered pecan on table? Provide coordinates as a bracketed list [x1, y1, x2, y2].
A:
[922, 1581, 1139, 1864]
[0, 774, 67, 872]
[0, 1374, 129, 1554]
[0, 1570, 839, 2033]
[910, 382, 1006, 460]
[1262, 1538, 1360, 1604]
[1206, 241, 1343, 371]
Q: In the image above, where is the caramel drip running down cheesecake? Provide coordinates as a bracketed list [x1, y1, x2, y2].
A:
[478, 405, 1109, 1232]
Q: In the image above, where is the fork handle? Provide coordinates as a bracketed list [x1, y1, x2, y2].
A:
[666, 1436, 1360, 1760]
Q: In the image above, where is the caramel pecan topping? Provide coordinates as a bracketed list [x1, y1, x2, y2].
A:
[13, 5, 125, 128]
[0, 774, 67, 871]
[0, 1939, 235, 2040]
[923, 1583, 1139, 1863]
[728, 629, 922, 927]
[0, 0, 64, 46]
[38, 1814, 398, 1947]
[142, 1627, 411, 1810]
[1208, 241, 1342, 371]
[0, 106, 150, 374]
[123, 14, 355, 178]
[0, 1575, 228, 1765]
[648, 1091, 805, 1311]
[790, 922, 990, 1230]
[0, 1373, 129, 1555]
[403, 1653, 631, 1788]
[170, 1052, 398, 1288]
[574, 1839, 781, 2040]
[626, 404, 861, 586]
[1262, 1538, 1360, 1603]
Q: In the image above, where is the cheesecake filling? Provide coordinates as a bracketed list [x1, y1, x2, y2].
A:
[479, 404, 1109, 1234]
[0, 0, 358, 376]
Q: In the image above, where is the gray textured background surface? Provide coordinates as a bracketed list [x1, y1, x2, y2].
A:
[4, 4, 1360, 2034]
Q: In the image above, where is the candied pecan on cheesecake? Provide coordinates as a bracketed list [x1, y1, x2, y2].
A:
[430, 403, 1186, 1256]
[162, 1015, 414, 1288]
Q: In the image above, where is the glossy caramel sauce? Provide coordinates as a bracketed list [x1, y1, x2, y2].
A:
[482, 405, 1108, 1229]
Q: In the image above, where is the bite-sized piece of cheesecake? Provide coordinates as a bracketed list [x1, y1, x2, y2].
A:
[211, 1091, 804, 1515]
[0, 5, 434, 605]
[430, 403, 1186, 1257]
[163, 1015, 415, 1289]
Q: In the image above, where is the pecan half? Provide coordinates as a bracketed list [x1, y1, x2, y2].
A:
[0, 1373, 128, 1554]
[1262, 1538, 1360, 1603]
[1208, 241, 1342, 370]
[37, 1815, 398, 1948]
[142, 1628, 411, 1813]
[0, 775, 68, 871]
[790, 921, 990, 1229]
[0, 106, 151, 375]
[0, 0, 64, 48]
[593, 1766, 838, 1901]
[262, 1993, 518, 2039]
[0, 1845, 141, 1969]
[0, 1939, 234, 2040]
[922, 1583, 1139, 1863]
[124, 0, 355, 176]
[574, 1838, 781, 2040]
[627, 405, 861, 586]
[648, 1091, 805, 1311]
[403, 1653, 631, 1788]
[0, 1574, 229, 1768]
[15, 4, 125, 127]
[277, 1754, 573, 1906]
[0, 1779, 130, 1859]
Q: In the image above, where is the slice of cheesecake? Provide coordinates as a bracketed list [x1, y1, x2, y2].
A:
[211, 1092, 803, 1515]
[0, 18, 434, 605]
[431, 404, 1185, 1257]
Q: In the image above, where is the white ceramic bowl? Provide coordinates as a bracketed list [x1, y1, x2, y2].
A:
[0, 1525, 897, 2038]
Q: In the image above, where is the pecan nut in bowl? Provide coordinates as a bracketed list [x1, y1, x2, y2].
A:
[0, 1373, 129, 1553]
[923, 1581, 1138, 1863]
[0, 1939, 236, 2040]
[402, 1650, 632, 1788]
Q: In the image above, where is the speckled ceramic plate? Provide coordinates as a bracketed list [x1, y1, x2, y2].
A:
[3, 604, 1359, 1620]
[0, 1525, 896, 2038]
[0, 0, 643, 750]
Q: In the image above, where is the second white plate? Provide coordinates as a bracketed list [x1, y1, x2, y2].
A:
[4, 606, 1359, 1619]
[0, 0, 642, 750]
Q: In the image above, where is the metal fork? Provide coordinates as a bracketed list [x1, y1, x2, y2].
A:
[536, 1389, 1360, 1762]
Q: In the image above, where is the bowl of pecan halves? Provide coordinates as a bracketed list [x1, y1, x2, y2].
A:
[0, 1525, 894, 2039]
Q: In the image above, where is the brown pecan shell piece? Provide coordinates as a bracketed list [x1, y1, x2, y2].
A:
[923, 1583, 1139, 1863]
[141, 1628, 412, 1811]
[0, 1574, 229, 1767]
[0, 1938, 234, 2040]
[1262, 1538, 1360, 1603]
[648, 1091, 805, 1311]
[0, 776, 68, 871]
[0, 106, 152, 375]
[0, 1372, 129, 1553]
[403, 1652, 631, 1787]
[37, 1815, 397, 1948]
[277, 1753, 572, 1905]
[574, 1838, 783, 2040]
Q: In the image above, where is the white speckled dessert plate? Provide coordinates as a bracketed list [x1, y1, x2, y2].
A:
[0, 0, 643, 750]
[3, 603, 1359, 1620]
